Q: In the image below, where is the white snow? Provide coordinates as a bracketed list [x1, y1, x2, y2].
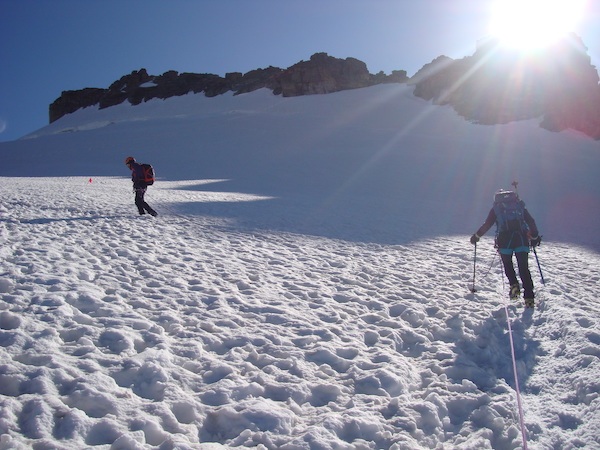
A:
[0, 84, 599, 449]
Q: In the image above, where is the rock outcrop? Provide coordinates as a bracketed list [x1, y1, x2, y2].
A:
[48, 42, 600, 139]
[275, 52, 371, 96]
[49, 88, 107, 123]
[412, 34, 600, 138]
[49, 53, 408, 123]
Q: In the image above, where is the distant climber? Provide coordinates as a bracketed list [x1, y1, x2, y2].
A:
[125, 156, 157, 217]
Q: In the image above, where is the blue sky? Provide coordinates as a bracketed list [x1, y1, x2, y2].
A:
[1, 0, 599, 142]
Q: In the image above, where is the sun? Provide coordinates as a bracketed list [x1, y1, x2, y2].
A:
[489, 0, 585, 51]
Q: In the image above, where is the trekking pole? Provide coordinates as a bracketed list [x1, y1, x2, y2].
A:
[470, 242, 478, 293]
[532, 245, 546, 285]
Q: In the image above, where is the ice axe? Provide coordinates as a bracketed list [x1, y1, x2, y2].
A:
[532, 243, 546, 285]
[470, 242, 478, 293]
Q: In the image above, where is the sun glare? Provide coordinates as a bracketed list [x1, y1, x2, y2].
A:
[489, 0, 585, 51]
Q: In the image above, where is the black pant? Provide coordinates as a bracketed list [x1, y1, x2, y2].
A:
[135, 188, 156, 215]
[500, 251, 534, 299]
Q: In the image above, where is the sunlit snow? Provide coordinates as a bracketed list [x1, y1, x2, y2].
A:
[0, 85, 599, 449]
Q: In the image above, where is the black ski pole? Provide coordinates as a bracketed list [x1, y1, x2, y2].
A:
[532, 245, 545, 285]
[471, 242, 477, 293]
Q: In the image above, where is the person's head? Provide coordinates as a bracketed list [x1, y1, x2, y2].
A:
[494, 189, 517, 203]
[125, 156, 135, 167]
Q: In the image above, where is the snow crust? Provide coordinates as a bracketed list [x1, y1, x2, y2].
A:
[0, 84, 599, 448]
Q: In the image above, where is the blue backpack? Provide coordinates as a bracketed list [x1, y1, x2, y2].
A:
[493, 190, 527, 233]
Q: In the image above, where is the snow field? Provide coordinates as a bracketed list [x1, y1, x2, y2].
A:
[1, 177, 599, 449]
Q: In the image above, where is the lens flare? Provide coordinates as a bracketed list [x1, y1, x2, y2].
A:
[489, 0, 585, 50]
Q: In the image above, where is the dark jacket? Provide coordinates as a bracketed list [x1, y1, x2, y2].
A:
[476, 207, 539, 250]
[129, 162, 147, 189]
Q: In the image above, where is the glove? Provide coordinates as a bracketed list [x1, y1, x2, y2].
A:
[470, 234, 480, 245]
[530, 235, 542, 247]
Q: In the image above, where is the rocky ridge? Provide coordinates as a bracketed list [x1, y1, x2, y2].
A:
[49, 53, 407, 124]
[411, 34, 600, 139]
[50, 39, 600, 139]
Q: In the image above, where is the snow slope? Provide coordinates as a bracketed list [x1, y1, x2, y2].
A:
[0, 85, 599, 449]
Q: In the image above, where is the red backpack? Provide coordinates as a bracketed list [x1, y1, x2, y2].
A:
[140, 163, 155, 185]
[133, 163, 155, 185]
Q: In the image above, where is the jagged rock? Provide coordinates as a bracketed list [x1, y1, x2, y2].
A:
[49, 88, 106, 123]
[408, 55, 454, 86]
[48, 54, 406, 124]
[47, 44, 600, 139]
[412, 33, 600, 138]
[273, 53, 406, 96]
[382, 70, 409, 84]
[232, 67, 283, 95]
[101, 69, 153, 108]
[538, 37, 600, 138]
[275, 52, 372, 96]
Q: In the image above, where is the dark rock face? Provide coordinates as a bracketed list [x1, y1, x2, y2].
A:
[48, 53, 407, 124]
[230, 67, 284, 95]
[48, 88, 106, 123]
[408, 56, 454, 86]
[538, 38, 600, 138]
[48, 43, 600, 139]
[50, 68, 238, 116]
[412, 34, 600, 138]
[275, 52, 372, 96]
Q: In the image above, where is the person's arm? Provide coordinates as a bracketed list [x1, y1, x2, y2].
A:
[470, 208, 496, 244]
[524, 209, 541, 247]
[475, 208, 496, 238]
[131, 165, 138, 183]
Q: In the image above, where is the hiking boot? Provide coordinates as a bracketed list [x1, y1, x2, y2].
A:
[149, 210, 158, 217]
[524, 298, 535, 308]
[509, 284, 520, 300]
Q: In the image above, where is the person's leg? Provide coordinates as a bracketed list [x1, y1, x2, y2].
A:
[515, 251, 534, 300]
[136, 188, 157, 216]
[145, 203, 157, 216]
[134, 189, 146, 215]
[500, 252, 520, 298]
[500, 253, 518, 285]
